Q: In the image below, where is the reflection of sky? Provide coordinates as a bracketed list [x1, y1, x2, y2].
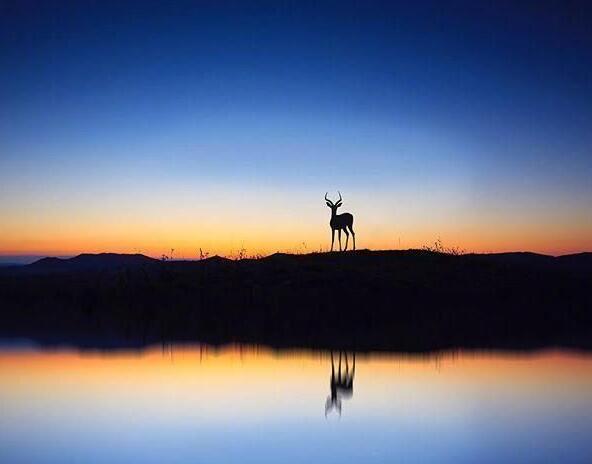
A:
[1, 347, 592, 463]
[1, 2, 592, 257]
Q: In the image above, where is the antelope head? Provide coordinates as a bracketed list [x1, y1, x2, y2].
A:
[325, 191, 343, 215]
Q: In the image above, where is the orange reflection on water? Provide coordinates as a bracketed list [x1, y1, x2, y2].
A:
[2, 347, 592, 419]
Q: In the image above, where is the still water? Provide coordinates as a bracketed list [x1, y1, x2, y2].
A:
[1, 344, 591, 463]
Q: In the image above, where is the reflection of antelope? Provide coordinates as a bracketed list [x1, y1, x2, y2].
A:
[325, 192, 355, 251]
[325, 351, 356, 417]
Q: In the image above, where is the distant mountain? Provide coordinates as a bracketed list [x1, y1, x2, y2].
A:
[461, 251, 592, 272]
[0, 255, 47, 265]
[464, 251, 557, 269]
[27, 253, 158, 273]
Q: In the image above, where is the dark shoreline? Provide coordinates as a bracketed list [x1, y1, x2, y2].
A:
[1, 250, 591, 353]
[2, 336, 592, 359]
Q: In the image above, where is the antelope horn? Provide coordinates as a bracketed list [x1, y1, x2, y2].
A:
[325, 192, 333, 205]
[337, 191, 343, 204]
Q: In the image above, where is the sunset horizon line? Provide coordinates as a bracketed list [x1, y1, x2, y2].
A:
[1, 245, 590, 264]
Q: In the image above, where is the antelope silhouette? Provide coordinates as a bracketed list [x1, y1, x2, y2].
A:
[325, 191, 355, 251]
[325, 351, 356, 417]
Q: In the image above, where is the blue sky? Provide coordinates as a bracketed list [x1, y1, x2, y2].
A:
[1, 1, 591, 258]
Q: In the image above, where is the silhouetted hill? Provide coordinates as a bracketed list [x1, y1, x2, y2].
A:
[27, 253, 158, 273]
[200, 255, 233, 265]
[464, 251, 556, 269]
[556, 252, 592, 272]
[9, 250, 592, 274]
[0, 250, 591, 352]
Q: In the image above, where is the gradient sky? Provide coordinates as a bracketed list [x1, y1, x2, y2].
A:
[1, 1, 591, 259]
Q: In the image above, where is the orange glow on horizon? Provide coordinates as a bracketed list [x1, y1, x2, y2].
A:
[1, 188, 590, 258]
[1, 232, 590, 259]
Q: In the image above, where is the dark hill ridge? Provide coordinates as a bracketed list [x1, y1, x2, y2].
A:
[556, 252, 592, 271]
[0, 249, 591, 352]
[11, 249, 592, 273]
[29, 253, 158, 272]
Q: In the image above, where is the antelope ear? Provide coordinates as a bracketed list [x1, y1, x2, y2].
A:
[326, 201, 333, 207]
[335, 201, 342, 207]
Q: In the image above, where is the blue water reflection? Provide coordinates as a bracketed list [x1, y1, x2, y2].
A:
[1, 345, 591, 463]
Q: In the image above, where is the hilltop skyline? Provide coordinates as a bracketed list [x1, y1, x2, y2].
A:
[1, 1, 591, 258]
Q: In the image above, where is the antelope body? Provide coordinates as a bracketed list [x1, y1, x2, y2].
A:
[325, 192, 355, 251]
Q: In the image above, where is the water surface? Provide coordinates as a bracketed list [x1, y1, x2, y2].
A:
[1, 344, 591, 463]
